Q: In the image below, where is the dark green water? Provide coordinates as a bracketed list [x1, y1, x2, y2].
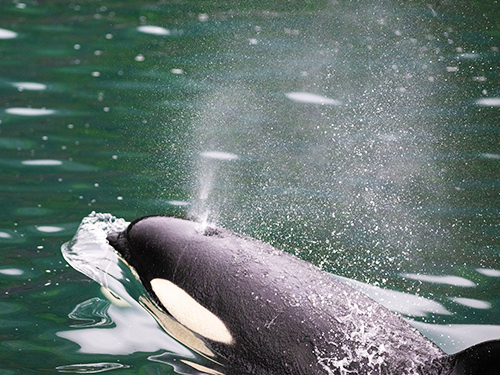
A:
[1, 0, 499, 373]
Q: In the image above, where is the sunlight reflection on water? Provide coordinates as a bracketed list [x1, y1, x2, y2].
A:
[408, 321, 500, 354]
[0, 28, 17, 39]
[137, 25, 171, 35]
[476, 268, 500, 277]
[11, 82, 47, 91]
[21, 159, 63, 166]
[450, 297, 492, 310]
[36, 226, 64, 233]
[55, 363, 130, 373]
[400, 273, 476, 287]
[476, 97, 500, 106]
[285, 92, 342, 105]
[200, 151, 239, 161]
[0, 268, 24, 276]
[6, 107, 55, 116]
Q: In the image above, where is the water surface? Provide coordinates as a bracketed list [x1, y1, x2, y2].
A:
[1, 0, 499, 373]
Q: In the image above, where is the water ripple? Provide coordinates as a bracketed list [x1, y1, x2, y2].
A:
[55, 363, 130, 373]
[68, 297, 114, 328]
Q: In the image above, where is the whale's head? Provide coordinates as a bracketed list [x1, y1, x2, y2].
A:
[107, 216, 235, 346]
[107, 216, 193, 280]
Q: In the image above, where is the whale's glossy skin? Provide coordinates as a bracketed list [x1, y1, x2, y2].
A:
[107, 216, 499, 375]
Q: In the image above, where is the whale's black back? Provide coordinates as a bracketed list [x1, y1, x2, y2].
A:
[107, 216, 500, 375]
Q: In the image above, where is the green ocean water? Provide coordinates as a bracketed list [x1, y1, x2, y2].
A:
[1, 0, 499, 373]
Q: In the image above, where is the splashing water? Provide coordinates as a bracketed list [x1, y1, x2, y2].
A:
[189, 151, 240, 227]
[61, 212, 130, 297]
[60, 212, 224, 373]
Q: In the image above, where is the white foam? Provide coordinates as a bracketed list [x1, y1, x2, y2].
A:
[137, 26, 170, 35]
[285, 92, 342, 105]
[0, 231, 12, 239]
[401, 273, 476, 287]
[61, 212, 129, 289]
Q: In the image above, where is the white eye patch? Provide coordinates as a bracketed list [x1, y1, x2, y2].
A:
[150, 278, 234, 345]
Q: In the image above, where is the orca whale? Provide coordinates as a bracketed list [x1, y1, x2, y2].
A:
[106, 215, 500, 375]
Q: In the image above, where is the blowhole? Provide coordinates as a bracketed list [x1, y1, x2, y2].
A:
[203, 226, 221, 237]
